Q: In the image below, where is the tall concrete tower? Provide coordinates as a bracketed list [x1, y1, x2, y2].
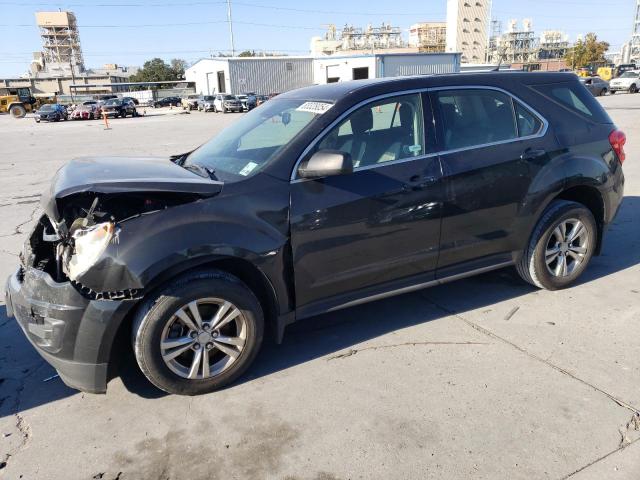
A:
[35, 11, 85, 76]
[446, 0, 492, 63]
[631, 0, 640, 63]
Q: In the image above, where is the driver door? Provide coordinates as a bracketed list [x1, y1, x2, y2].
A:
[290, 92, 444, 314]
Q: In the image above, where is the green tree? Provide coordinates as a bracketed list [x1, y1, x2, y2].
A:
[170, 58, 189, 79]
[565, 33, 610, 69]
[130, 58, 189, 84]
[238, 50, 257, 57]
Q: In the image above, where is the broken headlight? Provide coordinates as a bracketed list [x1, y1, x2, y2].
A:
[66, 222, 115, 279]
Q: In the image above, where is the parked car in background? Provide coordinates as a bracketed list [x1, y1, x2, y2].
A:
[70, 103, 99, 120]
[609, 71, 640, 94]
[101, 98, 137, 118]
[122, 96, 140, 105]
[213, 94, 243, 113]
[34, 104, 67, 123]
[5, 72, 626, 396]
[182, 94, 200, 111]
[579, 76, 609, 96]
[198, 95, 216, 112]
[255, 94, 269, 106]
[236, 94, 257, 111]
[153, 97, 182, 108]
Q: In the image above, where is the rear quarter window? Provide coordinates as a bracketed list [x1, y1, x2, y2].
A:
[531, 81, 612, 124]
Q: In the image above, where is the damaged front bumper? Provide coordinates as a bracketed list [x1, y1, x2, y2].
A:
[5, 266, 133, 393]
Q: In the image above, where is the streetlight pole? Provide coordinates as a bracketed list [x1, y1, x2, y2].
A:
[226, 0, 235, 56]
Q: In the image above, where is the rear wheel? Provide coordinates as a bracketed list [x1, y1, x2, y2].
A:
[9, 104, 26, 118]
[516, 200, 597, 290]
[132, 270, 264, 395]
[600, 88, 607, 96]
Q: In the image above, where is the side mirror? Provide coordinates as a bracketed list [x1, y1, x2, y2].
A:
[298, 150, 353, 179]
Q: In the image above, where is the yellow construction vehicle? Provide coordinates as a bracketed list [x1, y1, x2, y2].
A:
[0, 87, 36, 118]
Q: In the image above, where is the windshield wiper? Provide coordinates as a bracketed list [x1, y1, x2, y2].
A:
[183, 163, 219, 181]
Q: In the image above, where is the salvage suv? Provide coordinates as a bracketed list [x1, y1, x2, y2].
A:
[5, 73, 626, 395]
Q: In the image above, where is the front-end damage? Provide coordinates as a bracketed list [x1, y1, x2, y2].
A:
[27, 156, 224, 298]
[30, 190, 211, 299]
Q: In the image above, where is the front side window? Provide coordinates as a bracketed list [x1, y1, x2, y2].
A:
[315, 93, 426, 169]
[184, 99, 324, 181]
[435, 89, 517, 150]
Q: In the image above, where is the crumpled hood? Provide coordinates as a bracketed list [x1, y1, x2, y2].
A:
[41, 156, 223, 222]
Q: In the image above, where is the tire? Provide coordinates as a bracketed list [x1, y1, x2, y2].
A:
[516, 200, 597, 290]
[600, 89, 607, 96]
[9, 104, 26, 118]
[629, 84, 638, 94]
[213, 105, 217, 113]
[132, 270, 264, 395]
[610, 90, 616, 94]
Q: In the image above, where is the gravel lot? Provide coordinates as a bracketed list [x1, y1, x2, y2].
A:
[0, 96, 639, 480]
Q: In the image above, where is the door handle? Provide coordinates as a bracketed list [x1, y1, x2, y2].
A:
[405, 175, 437, 191]
[521, 148, 546, 160]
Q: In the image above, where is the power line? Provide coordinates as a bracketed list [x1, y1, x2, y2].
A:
[0, 19, 321, 29]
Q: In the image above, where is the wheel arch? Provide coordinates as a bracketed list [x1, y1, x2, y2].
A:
[105, 255, 283, 382]
[553, 184, 605, 254]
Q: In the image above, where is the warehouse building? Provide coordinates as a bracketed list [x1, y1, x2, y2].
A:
[186, 53, 461, 96]
[185, 57, 314, 96]
[313, 52, 460, 84]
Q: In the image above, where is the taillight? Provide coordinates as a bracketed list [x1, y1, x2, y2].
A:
[609, 129, 626, 164]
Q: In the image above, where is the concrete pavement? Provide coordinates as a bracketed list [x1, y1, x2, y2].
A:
[0, 94, 638, 479]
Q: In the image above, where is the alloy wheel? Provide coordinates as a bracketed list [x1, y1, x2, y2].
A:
[160, 298, 247, 380]
[545, 218, 589, 277]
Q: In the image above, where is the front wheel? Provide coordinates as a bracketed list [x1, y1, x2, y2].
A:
[629, 85, 638, 94]
[132, 270, 264, 395]
[516, 200, 597, 290]
[600, 88, 607, 96]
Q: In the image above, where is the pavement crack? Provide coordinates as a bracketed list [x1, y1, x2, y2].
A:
[422, 294, 640, 416]
[560, 435, 640, 479]
[618, 412, 640, 447]
[327, 340, 488, 361]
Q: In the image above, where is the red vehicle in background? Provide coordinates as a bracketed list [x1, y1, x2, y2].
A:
[71, 102, 100, 120]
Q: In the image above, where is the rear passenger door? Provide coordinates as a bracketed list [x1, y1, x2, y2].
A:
[433, 87, 550, 276]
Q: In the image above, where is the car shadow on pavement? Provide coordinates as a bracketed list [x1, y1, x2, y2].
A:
[1, 197, 638, 405]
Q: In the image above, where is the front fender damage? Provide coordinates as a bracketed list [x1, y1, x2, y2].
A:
[28, 190, 215, 299]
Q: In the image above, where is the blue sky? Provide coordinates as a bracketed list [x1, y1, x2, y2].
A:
[0, 0, 635, 77]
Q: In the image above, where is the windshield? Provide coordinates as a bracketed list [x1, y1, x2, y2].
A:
[105, 99, 121, 106]
[203, 96, 214, 101]
[619, 72, 639, 78]
[223, 95, 235, 100]
[188, 95, 199, 99]
[40, 105, 54, 111]
[184, 98, 328, 181]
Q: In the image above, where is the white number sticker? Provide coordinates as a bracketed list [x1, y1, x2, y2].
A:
[296, 102, 333, 115]
[239, 162, 258, 176]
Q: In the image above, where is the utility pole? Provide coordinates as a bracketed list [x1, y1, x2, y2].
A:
[226, 0, 236, 57]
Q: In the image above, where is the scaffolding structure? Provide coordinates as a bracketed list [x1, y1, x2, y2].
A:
[34, 11, 85, 76]
[409, 22, 447, 53]
[339, 23, 405, 51]
[488, 19, 538, 64]
[538, 30, 570, 60]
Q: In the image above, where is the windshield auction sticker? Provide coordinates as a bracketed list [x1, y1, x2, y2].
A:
[296, 102, 333, 115]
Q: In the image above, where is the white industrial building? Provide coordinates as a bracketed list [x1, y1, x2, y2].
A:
[446, 0, 492, 63]
[186, 53, 461, 96]
[313, 53, 460, 84]
[185, 57, 314, 96]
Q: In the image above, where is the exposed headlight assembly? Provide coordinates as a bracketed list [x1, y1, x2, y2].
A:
[66, 222, 115, 279]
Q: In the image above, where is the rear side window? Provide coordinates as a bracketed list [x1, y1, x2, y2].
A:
[435, 89, 517, 150]
[531, 82, 612, 124]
